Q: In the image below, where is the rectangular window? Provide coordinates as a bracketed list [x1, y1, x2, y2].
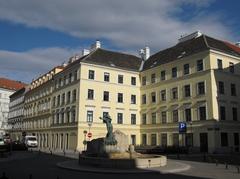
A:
[184, 64, 190, 75]
[57, 95, 60, 106]
[151, 92, 156, 103]
[118, 75, 123, 84]
[217, 59, 223, 69]
[52, 97, 56, 107]
[67, 91, 71, 103]
[131, 95, 136, 104]
[131, 114, 136, 125]
[142, 134, 147, 145]
[232, 107, 238, 121]
[173, 133, 179, 146]
[172, 67, 177, 78]
[234, 133, 239, 146]
[198, 82, 205, 95]
[229, 62, 234, 73]
[161, 71, 166, 81]
[172, 110, 178, 122]
[184, 85, 191, 97]
[142, 113, 147, 124]
[220, 106, 226, 120]
[72, 108, 76, 122]
[161, 111, 167, 124]
[185, 108, 191, 122]
[151, 134, 157, 146]
[199, 106, 206, 120]
[197, 59, 204, 71]
[103, 91, 109, 101]
[160, 90, 166, 101]
[152, 113, 156, 124]
[88, 70, 95, 80]
[117, 93, 123, 103]
[231, 83, 237, 96]
[142, 76, 146, 85]
[87, 111, 93, 123]
[72, 89, 77, 102]
[161, 133, 167, 146]
[131, 77, 136, 85]
[88, 89, 94, 100]
[221, 133, 228, 147]
[151, 73, 156, 83]
[117, 113, 123, 124]
[61, 93, 65, 105]
[142, 94, 146, 104]
[172, 87, 178, 99]
[219, 81, 224, 94]
[104, 72, 110, 82]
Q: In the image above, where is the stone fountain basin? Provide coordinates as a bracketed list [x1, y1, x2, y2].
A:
[79, 153, 167, 169]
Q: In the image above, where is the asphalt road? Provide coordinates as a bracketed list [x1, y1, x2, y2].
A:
[0, 151, 239, 179]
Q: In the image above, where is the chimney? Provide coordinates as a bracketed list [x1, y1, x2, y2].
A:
[82, 49, 90, 56]
[235, 42, 240, 47]
[178, 31, 202, 43]
[90, 40, 101, 52]
[139, 46, 150, 61]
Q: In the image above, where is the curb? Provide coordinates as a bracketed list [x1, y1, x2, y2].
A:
[57, 160, 191, 174]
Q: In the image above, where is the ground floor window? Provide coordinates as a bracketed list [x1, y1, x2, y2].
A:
[173, 133, 179, 146]
[142, 134, 147, 146]
[221, 133, 228, 147]
[151, 134, 157, 146]
[131, 135, 136, 145]
[161, 133, 167, 147]
[186, 133, 193, 147]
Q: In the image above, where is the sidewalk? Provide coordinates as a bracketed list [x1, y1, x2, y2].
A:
[30, 148, 79, 159]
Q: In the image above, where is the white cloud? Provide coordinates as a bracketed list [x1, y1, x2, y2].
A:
[0, 0, 235, 51]
[0, 0, 237, 83]
[0, 47, 81, 83]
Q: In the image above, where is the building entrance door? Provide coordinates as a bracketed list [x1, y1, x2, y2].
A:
[200, 133, 208, 153]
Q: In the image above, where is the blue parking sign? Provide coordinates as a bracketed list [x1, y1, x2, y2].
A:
[179, 122, 187, 133]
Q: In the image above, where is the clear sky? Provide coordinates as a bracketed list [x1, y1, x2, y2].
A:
[0, 0, 239, 83]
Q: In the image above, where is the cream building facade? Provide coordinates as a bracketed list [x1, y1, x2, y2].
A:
[9, 32, 240, 153]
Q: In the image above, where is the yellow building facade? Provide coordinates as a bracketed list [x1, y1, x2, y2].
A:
[10, 32, 240, 153]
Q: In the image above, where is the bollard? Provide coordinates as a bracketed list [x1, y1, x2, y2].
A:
[50, 150, 52, 155]
[215, 159, 218, 166]
[29, 174, 32, 179]
[63, 150, 65, 156]
[38, 149, 40, 154]
[148, 159, 151, 168]
[56, 176, 60, 179]
[225, 163, 228, 169]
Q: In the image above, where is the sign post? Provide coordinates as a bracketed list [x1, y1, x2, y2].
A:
[179, 122, 187, 147]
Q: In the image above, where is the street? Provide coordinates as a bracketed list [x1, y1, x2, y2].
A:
[0, 151, 239, 179]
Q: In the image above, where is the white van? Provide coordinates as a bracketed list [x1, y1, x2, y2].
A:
[24, 136, 38, 148]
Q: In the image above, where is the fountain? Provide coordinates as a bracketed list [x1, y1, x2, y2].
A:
[79, 114, 167, 169]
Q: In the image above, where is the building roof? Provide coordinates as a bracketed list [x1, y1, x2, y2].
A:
[9, 86, 29, 99]
[0, 78, 27, 91]
[143, 35, 240, 70]
[81, 48, 142, 71]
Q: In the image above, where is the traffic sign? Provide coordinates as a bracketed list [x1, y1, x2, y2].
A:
[87, 132, 92, 138]
[179, 122, 187, 133]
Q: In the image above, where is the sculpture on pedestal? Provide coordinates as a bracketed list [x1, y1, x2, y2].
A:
[99, 114, 117, 145]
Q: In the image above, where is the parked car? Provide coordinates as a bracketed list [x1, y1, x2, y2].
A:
[11, 140, 28, 151]
[0, 138, 8, 153]
[24, 136, 38, 148]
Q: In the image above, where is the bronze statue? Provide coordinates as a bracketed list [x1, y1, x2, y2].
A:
[99, 114, 117, 145]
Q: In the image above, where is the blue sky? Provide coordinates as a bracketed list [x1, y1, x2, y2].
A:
[0, 0, 239, 83]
